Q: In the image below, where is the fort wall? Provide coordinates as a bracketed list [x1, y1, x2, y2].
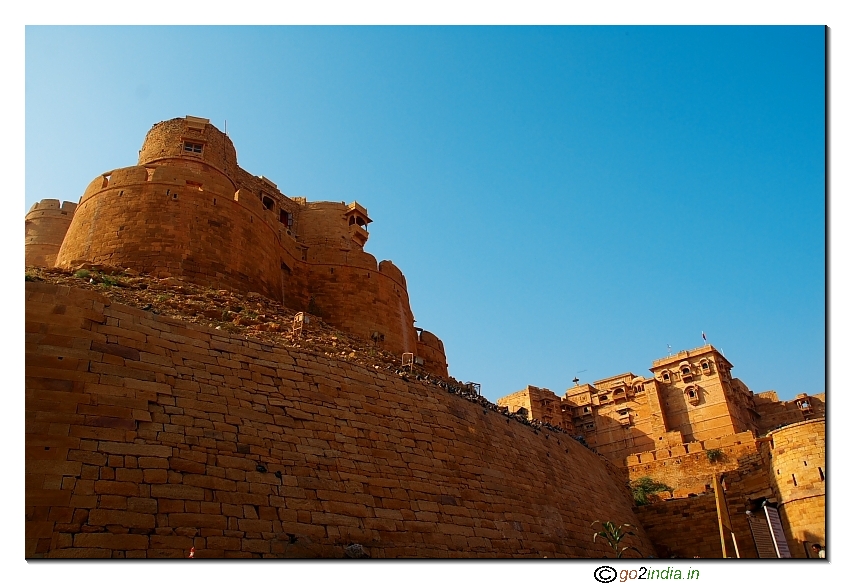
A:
[415, 330, 449, 378]
[25, 199, 78, 268]
[56, 169, 284, 302]
[303, 253, 417, 356]
[635, 494, 722, 558]
[631, 437, 773, 559]
[623, 431, 759, 496]
[25, 282, 653, 558]
[37, 116, 435, 364]
[754, 392, 825, 436]
[766, 419, 825, 557]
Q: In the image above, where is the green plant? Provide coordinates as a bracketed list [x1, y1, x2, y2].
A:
[592, 520, 643, 558]
[99, 273, 119, 287]
[74, 269, 90, 279]
[629, 477, 673, 506]
[706, 448, 723, 463]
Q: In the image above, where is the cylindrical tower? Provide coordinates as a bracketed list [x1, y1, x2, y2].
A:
[416, 329, 449, 378]
[55, 117, 285, 301]
[767, 418, 825, 557]
[138, 116, 238, 181]
[25, 199, 77, 267]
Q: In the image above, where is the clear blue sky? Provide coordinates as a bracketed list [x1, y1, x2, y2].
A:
[25, 26, 825, 402]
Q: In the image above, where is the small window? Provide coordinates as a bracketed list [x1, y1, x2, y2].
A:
[262, 196, 275, 211]
[183, 142, 203, 153]
[701, 362, 709, 370]
[682, 367, 690, 375]
[599, 395, 608, 402]
[663, 373, 670, 381]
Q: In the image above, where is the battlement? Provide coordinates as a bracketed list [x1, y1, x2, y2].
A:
[26, 116, 448, 372]
[25, 198, 79, 268]
[651, 344, 729, 369]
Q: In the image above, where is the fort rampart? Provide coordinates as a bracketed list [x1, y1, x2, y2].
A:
[635, 494, 722, 558]
[766, 419, 825, 557]
[25, 282, 653, 558]
[25, 199, 78, 268]
[28, 116, 446, 374]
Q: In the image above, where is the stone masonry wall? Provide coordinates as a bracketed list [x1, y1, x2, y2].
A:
[25, 199, 78, 268]
[628, 434, 774, 559]
[304, 253, 418, 356]
[25, 282, 653, 558]
[624, 431, 758, 496]
[138, 118, 238, 181]
[635, 494, 722, 558]
[34, 116, 438, 367]
[767, 419, 825, 557]
[56, 166, 284, 302]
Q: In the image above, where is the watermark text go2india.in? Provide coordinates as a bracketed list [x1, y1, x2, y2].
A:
[594, 565, 700, 583]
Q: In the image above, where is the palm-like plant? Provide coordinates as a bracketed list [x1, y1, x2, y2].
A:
[592, 520, 643, 559]
[629, 477, 673, 506]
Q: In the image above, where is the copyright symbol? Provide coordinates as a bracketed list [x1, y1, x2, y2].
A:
[594, 566, 617, 583]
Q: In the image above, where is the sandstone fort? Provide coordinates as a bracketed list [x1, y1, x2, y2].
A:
[25, 116, 825, 558]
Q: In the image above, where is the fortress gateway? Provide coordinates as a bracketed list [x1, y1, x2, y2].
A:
[25, 116, 824, 558]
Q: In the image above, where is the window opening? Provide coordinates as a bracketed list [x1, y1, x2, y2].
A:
[818, 467, 824, 481]
[262, 196, 275, 211]
[183, 142, 203, 153]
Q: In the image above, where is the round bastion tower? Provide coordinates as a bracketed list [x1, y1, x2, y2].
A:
[52, 115, 449, 373]
[56, 116, 286, 301]
[25, 199, 78, 267]
[767, 418, 825, 558]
